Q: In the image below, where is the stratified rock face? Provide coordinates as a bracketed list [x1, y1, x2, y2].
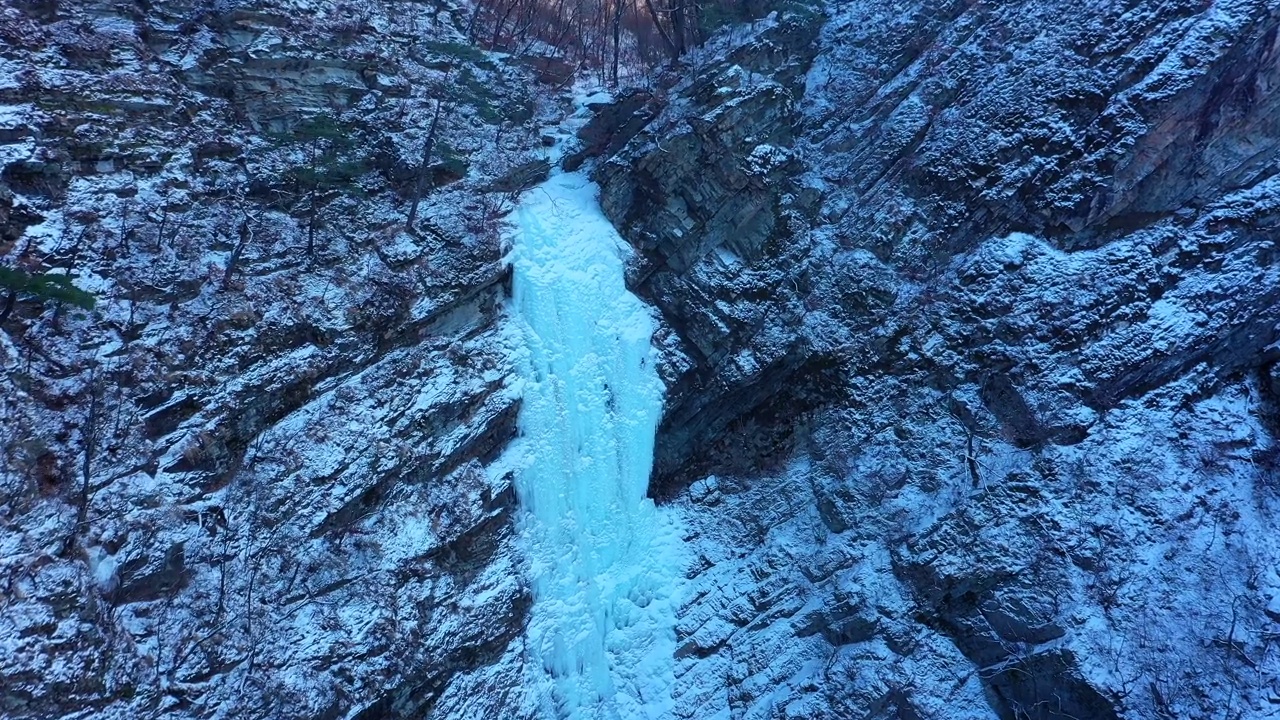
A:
[0, 1, 546, 717]
[591, 1, 1280, 718]
[594, 9, 832, 492]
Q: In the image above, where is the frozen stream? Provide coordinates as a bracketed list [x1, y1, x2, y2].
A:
[508, 125, 686, 719]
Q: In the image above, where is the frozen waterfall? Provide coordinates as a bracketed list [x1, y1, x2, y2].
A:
[508, 145, 686, 719]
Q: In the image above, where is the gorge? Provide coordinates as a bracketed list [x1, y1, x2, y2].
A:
[2, 1, 1280, 719]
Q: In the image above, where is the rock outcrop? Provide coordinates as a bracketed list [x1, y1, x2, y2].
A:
[594, 8, 831, 493]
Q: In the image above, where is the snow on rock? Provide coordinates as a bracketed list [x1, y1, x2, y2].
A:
[5, 0, 1280, 719]
[0, 1, 554, 718]
[586, 1, 1280, 718]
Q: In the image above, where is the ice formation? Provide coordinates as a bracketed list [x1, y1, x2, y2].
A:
[509, 155, 686, 719]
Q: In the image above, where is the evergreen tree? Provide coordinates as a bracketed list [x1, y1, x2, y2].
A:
[0, 266, 95, 323]
[268, 114, 367, 255]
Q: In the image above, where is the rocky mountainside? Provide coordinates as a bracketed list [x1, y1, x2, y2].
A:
[580, 1, 1280, 718]
[0, 1, 552, 717]
[3, 0, 1280, 719]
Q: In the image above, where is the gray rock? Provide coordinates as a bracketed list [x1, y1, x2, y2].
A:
[607, 2, 1280, 718]
[6, 1, 1280, 719]
[562, 89, 660, 171]
[484, 159, 551, 194]
[595, 9, 829, 495]
[0, 1, 536, 718]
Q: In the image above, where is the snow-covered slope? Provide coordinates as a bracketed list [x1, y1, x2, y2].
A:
[0, 1, 549, 717]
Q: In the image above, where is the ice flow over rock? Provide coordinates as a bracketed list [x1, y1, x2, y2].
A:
[509, 161, 686, 719]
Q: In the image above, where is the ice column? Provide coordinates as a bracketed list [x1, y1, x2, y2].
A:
[510, 168, 685, 720]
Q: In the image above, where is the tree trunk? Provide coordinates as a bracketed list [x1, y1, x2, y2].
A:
[307, 202, 317, 255]
[491, 0, 518, 48]
[74, 364, 100, 542]
[155, 207, 168, 250]
[406, 99, 447, 231]
[670, 0, 686, 56]
[643, 0, 679, 59]
[0, 287, 15, 325]
[611, 0, 625, 85]
[222, 213, 252, 289]
[465, 0, 484, 40]
[306, 138, 319, 255]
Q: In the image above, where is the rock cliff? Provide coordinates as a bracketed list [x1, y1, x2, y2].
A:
[581, 1, 1280, 718]
[0, 1, 545, 717]
[5, 0, 1280, 719]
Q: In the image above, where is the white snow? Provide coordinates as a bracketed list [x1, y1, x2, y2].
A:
[508, 150, 687, 718]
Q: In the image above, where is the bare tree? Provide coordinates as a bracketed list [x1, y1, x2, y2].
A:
[222, 210, 254, 290]
[406, 99, 449, 231]
[670, 0, 687, 56]
[611, 0, 628, 84]
[75, 361, 101, 539]
[642, 0, 679, 58]
[0, 282, 16, 324]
